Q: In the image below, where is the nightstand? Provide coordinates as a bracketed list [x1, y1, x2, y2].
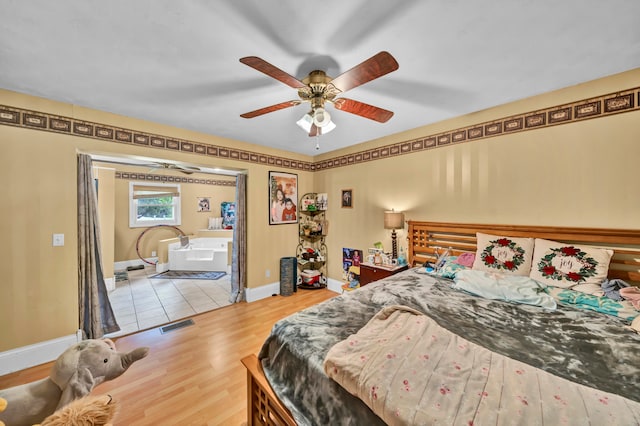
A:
[359, 262, 409, 286]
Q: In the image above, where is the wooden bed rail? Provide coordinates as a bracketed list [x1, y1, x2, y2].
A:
[407, 221, 640, 284]
[241, 354, 296, 426]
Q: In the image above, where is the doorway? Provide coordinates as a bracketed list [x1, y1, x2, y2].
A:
[89, 153, 242, 336]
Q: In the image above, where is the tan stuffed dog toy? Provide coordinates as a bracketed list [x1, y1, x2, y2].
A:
[0, 339, 148, 426]
[1, 394, 117, 426]
[0, 396, 6, 426]
[37, 394, 118, 426]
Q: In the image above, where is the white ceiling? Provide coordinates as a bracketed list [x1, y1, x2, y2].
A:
[1, 1, 639, 157]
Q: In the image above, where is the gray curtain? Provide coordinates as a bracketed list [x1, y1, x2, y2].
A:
[230, 173, 247, 303]
[78, 154, 119, 338]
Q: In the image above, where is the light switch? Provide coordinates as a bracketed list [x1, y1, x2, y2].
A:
[53, 233, 65, 246]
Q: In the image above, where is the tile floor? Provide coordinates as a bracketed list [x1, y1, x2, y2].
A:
[106, 266, 232, 338]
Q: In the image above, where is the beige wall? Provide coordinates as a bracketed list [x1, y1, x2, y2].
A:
[314, 68, 640, 280]
[0, 90, 312, 352]
[1, 68, 639, 353]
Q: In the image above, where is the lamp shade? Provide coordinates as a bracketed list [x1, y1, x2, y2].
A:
[297, 112, 336, 135]
[384, 210, 404, 229]
[296, 113, 313, 132]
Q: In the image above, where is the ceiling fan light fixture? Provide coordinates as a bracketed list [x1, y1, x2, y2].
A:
[313, 107, 331, 127]
[296, 112, 313, 133]
[322, 119, 336, 134]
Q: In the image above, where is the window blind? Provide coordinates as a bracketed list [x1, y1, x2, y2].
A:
[132, 184, 180, 199]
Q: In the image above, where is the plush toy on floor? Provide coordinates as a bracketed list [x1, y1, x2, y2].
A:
[0, 396, 6, 426]
[0, 339, 148, 426]
[36, 394, 118, 426]
[1, 394, 117, 426]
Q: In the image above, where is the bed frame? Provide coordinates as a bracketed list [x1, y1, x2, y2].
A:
[407, 221, 640, 283]
[242, 221, 640, 425]
[241, 354, 296, 426]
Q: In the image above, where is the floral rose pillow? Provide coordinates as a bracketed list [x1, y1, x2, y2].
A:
[472, 233, 534, 276]
[529, 238, 613, 288]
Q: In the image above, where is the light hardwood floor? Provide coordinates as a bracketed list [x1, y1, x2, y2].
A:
[0, 289, 336, 425]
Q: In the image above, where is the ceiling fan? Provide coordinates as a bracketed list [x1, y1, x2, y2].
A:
[148, 162, 201, 175]
[239, 51, 399, 138]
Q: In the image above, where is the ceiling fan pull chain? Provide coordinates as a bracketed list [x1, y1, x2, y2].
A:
[315, 135, 320, 151]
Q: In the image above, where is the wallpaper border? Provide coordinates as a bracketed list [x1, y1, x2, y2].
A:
[114, 171, 236, 187]
[1, 88, 638, 171]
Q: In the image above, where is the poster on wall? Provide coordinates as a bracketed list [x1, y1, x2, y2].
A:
[269, 171, 298, 225]
[221, 202, 235, 229]
[342, 248, 363, 285]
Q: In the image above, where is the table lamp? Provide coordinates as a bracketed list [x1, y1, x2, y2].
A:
[384, 210, 404, 259]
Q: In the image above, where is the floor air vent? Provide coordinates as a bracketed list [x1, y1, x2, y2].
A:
[160, 319, 194, 334]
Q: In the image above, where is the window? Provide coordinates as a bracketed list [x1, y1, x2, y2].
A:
[129, 182, 181, 227]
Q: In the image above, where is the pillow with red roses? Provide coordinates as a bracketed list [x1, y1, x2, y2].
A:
[529, 238, 613, 288]
[472, 233, 534, 276]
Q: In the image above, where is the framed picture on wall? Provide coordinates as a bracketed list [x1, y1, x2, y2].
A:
[316, 193, 328, 210]
[269, 171, 298, 225]
[197, 197, 211, 212]
[341, 189, 353, 208]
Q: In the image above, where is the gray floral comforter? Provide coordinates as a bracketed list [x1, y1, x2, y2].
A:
[258, 269, 640, 426]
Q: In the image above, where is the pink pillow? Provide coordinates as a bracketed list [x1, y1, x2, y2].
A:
[620, 287, 640, 309]
[455, 252, 475, 267]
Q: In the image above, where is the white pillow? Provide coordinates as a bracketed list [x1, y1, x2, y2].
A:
[529, 238, 613, 288]
[472, 233, 534, 276]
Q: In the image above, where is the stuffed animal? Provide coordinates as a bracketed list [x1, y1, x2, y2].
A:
[0, 396, 6, 426]
[36, 394, 118, 426]
[1, 394, 117, 426]
[0, 339, 148, 426]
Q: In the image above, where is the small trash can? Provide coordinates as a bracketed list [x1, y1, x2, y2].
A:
[280, 257, 297, 296]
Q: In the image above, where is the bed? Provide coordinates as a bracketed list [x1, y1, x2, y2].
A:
[241, 221, 640, 425]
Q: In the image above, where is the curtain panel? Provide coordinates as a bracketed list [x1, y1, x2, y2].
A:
[78, 154, 119, 338]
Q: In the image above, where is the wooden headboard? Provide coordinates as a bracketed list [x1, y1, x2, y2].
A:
[407, 221, 640, 284]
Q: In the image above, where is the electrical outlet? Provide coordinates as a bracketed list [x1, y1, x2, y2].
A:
[265, 269, 271, 278]
[151, 251, 157, 257]
[52, 233, 64, 247]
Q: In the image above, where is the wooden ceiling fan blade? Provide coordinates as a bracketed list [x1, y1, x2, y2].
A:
[333, 98, 394, 123]
[240, 56, 307, 89]
[240, 100, 300, 118]
[329, 51, 399, 93]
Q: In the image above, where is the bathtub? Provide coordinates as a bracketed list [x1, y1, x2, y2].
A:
[168, 237, 231, 272]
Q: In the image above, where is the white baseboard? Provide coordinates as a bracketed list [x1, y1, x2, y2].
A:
[245, 278, 342, 303]
[105, 276, 115, 292]
[245, 282, 280, 302]
[0, 332, 80, 376]
[326, 278, 343, 294]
